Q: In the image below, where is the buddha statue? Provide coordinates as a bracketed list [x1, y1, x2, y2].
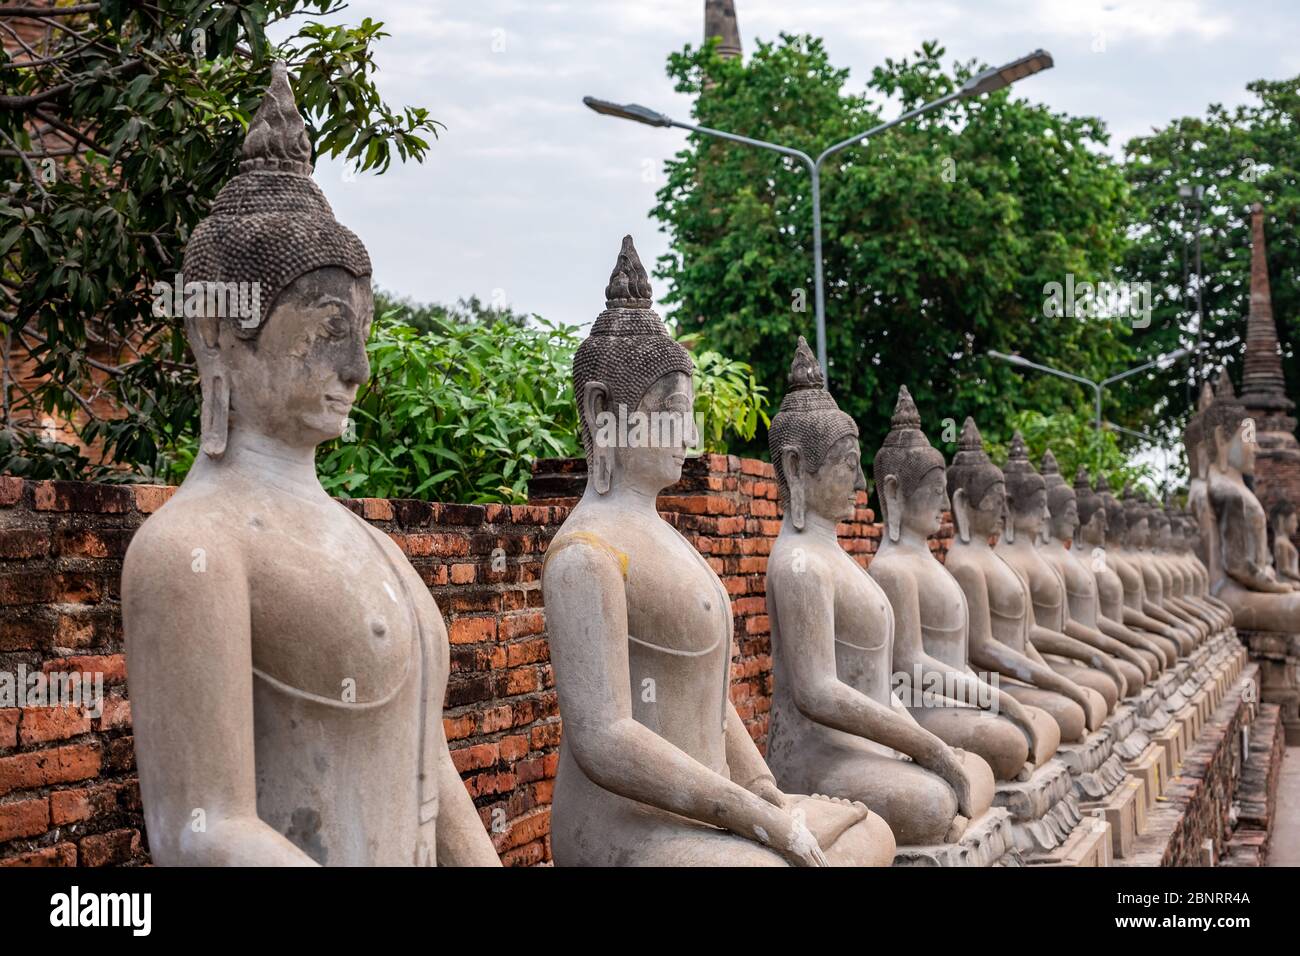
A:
[1072, 468, 1173, 671]
[1123, 488, 1208, 645]
[1101, 481, 1197, 657]
[1151, 503, 1235, 630]
[1036, 451, 1153, 691]
[1203, 371, 1300, 631]
[121, 64, 500, 866]
[1270, 502, 1300, 586]
[1169, 508, 1237, 622]
[867, 396, 1057, 781]
[542, 239, 895, 866]
[763, 346, 996, 849]
[943, 419, 1103, 743]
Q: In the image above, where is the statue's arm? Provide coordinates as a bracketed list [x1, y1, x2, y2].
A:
[1096, 617, 1166, 673]
[782, 563, 962, 788]
[542, 541, 806, 862]
[122, 523, 315, 866]
[1029, 625, 1127, 697]
[433, 716, 502, 866]
[1064, 619, 1150, 682]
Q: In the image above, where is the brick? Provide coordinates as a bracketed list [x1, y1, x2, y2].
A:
[19, 706, 91, 746]
[0, 796, 48, 841]
[0, 571, 61, 607]
[359, 498, 394, 521]
[43, 653, 127, 684]
[498, 734, 529, 762]
[33, 481, 132, 513]
[449, 563, 477, 585]
[95, 695, 131, 732]
[0, 842, 76, 866]
[448, 617, 495, 645]
[0, 710, 17, 749]
[0, 529, 48, 559]
[500, 610, 544, 641]
[105, 736, 135, 773]
[442, 713, 476, 742]
[0, 476, 22, 507]
[506, 638, 549, 667]
[79, 828, 141, 867]
[530, 721, 562, 750]
[133, 484, 176, 513]
[0, 743, 102, 795]
[49, 784, 118, 825]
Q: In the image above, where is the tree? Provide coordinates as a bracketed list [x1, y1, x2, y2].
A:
[653, 35, 1142, 464]
[1123, 75, 1300, 432]
[0, 1, 440, 480]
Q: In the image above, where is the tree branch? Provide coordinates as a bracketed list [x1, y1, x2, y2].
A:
[0, 4, 100, 16]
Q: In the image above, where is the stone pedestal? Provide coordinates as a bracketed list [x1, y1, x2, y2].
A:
[892, 808, 1020, 867]
[1240, 629, 1300, 744]
[1055, 711, 1143, 859]
[992, 759, 1106, 864]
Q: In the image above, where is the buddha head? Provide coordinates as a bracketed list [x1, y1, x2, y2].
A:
[1001, 432, 1047, 544]
[768, 337, 863, 530]
[1183, 381, 1214, 483]
[1097, 473, 1127, 545]
[947, 417, 1006, 544]
[1148, 503, 1172, 550]
[1270, 500, 1298, 544]
[573, 235, 697, 496]
[1074, 466, 1108, 548]
[1121, 485, 1151, 549]
[873, 386, 947, 543]
[182, 62, 373, 458]
[1041, 449, 1078, 544]
[1203, 371, 1255, 477]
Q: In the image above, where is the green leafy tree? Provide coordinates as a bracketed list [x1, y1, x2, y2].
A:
[1123, 74, 1300, 431]
[653, 35, 1141, 462]
[0, 1, 439, 480]
[989, 409, 1156, 497]
[373, 288, 532, 332]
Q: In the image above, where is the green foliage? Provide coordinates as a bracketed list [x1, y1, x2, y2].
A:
[302, 312, 770, 504]
[654, 35, 1139, 462]
[988, 409, 1157, 496]
[373, 288, 532, 332]
[1122, 75, 1300, 430]
[0, 1, 440, 481]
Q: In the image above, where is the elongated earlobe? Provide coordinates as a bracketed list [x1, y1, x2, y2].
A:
[583, 380, 613, 495]
[952, 488, 971, 545]
[882, 475, 902, 543]
[200, 371, 230, 458]
[1002, 502, 1016, 544]
[783, 448, 805, 531]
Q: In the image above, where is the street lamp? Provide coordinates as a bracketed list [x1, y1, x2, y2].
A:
[986, 347, 1191, 431]
[584, 49, 1054, 375]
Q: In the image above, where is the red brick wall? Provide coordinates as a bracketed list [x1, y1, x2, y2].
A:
[0, 455, 947, 866]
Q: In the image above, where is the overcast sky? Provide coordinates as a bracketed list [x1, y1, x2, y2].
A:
[287, 0, 1300, 328]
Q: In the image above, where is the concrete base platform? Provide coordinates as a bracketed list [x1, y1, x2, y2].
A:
[892, 807, 1019, 867]
[1122, 739, 1164, 808]
[1026, 814, 1112, 867]
[1082, 775, 1144, 859]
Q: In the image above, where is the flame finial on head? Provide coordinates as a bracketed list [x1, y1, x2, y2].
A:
[604, 235, 654, 309]
[787, 336, 824, 391]
[240, 61, 313, 176]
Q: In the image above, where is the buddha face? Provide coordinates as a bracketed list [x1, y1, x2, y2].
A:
[611, 371, 698, 493]
[898, 466, 948, 539]
[802, 435, 866, 524]
[1079, 505, 1107, 547]
[1009, 486, 1047, 539]
[220, 267, 372, 448]
[967, 480, 1006, 539]
[1048, 495, 1079, 542]
[1127, 514, 1149, 548]
[1222, 421, 1256, 475]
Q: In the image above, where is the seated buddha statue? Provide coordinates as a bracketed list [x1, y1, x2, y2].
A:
[992, 435, 1126, 712]
[1269, 502, 1300, 587]
[1151, 504, 1234, 630]
[944, 419, 1104, 743]
[1093, 476, 1195, 658]
[1122, 489, 1209, 645]
[1036, 451, 1153, 691]
[1202, 371, 1300, 631]
[868, 395, 1058, 780]
[1072, 468, 1173, 671]
[763, 345, 994, 846]
[542, 239, 895, 866]
[121, 64, 500, 866]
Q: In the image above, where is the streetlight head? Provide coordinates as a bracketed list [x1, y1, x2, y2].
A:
[961, 49, 1054, 97]
[1159, 347, 1192, 365]
[583, 96, 673, 128]
[988, 349, 1030, 367]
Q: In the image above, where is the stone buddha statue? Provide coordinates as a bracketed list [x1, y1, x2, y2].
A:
[121, 64, 500, 866]
[943, 418, 1103, 743]
[1072, 468, 1173, 671]
[763, 345, 995, 848]
[1094, 476, 1195, 658]
[868, 397, 1057, 781]
[1150, 503, 1234, 630]
[1037, 455, 1159, 684]
[1122, 488, 1208, 645]
[542, 240, 895, 866]
[1203, 371, 1300, 630]
[1270, 502, 1300, 586]
[1036, 451, 1153, 691]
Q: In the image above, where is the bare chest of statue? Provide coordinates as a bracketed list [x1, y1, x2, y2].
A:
[985, 554, 1032, 652]
[1056, 548, 1099, 627]
[831, 550, 895, 705]
[911, 556, 969, 671]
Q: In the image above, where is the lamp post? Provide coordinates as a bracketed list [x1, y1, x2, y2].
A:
[585, 50, 1054, 375]
[1179, 183, 1205, 388]
[986, 347, 1191, 432]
